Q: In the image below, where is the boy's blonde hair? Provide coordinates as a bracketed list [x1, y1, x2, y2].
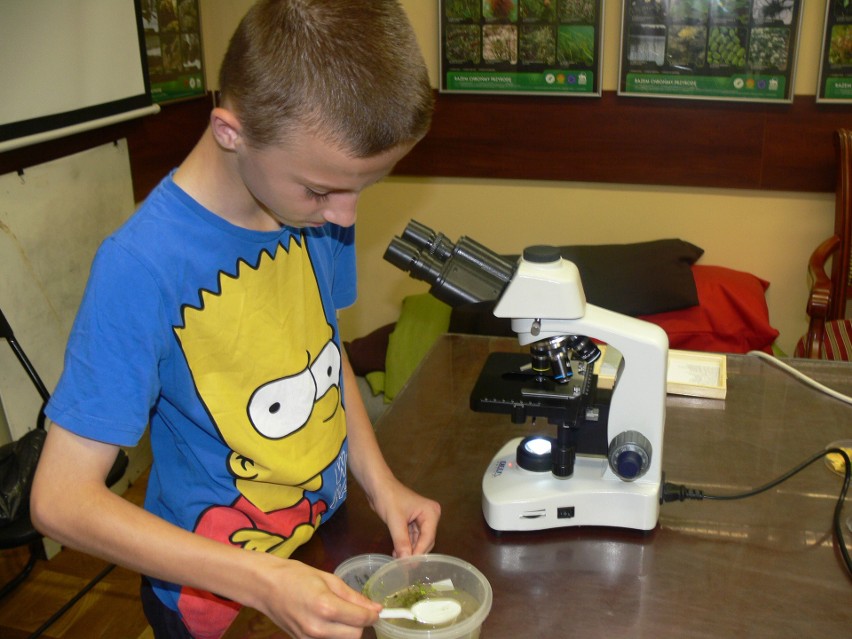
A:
[219, 0, 434, 156]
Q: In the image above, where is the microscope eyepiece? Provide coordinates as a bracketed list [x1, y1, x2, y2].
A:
[383, 237, 443, 282]
[400, 220, 456, 261]
[384, 221, 515, 306]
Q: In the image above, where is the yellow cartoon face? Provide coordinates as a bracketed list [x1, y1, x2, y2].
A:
[247, 339, 341, 440]
[175, 236, 346, 509]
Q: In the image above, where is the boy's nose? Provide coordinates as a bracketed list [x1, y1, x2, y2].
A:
[323, 194, 358, 227]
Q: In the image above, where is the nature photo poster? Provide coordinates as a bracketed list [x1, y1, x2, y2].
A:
[619, 0, 802, 103]
[142, 0, 205, 103]
[818, 0, 852, 102]
[439, 0, 604, 96]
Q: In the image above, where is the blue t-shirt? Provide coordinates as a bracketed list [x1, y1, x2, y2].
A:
[46, 173, 356, 632]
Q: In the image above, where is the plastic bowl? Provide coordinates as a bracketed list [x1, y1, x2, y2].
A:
[333, 554, 394, 591]
[363, 554, 492, 639]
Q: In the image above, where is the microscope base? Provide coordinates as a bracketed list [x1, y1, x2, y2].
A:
[482, 438, 661, 532]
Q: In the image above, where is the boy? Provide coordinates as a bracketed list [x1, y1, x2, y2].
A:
[30, 1, 441, 638]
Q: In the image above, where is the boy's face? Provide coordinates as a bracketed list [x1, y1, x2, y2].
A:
[233, 127, 415, 229]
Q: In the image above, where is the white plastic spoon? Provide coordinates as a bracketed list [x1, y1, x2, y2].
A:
[379, 598, 462, 625]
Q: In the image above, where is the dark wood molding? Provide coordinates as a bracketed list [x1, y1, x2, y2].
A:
[0, 96, 212, 202]
[3, 90, 851, 198]
[394, 90, 852, 193]
[124, 97, 212, 201]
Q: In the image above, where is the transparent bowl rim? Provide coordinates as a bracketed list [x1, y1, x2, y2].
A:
[364, 554, 493, 639]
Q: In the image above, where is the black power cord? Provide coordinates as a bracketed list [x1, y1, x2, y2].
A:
[26, 563, 117, 639]
[662, 447, 852, 578]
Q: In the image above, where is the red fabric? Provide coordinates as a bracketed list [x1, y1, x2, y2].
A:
[793, 320, 852, 360]
[638, 265, 779, 354]
[824, 319, 852, 360]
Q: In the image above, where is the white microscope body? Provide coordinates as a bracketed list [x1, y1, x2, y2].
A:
[382, 223, 668, 533]
[480, 246, 668, 532]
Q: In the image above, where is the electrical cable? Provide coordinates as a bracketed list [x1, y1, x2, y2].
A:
[747, 350, 852, 406]
[663, 448, 852, 579]
[25, 563, 117, 639]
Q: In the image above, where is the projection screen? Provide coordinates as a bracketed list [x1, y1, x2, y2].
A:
[0, 0, 159, 152]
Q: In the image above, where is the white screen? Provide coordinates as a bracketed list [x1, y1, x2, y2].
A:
[0, 0, 154, 149]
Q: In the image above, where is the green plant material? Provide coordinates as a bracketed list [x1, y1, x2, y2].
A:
[748, 27, 789, 71]
[829, 25, 852, 66]
[666, 25, 707, 68]
[519, 0, 555, 22]
[559, 0, 596, 23]
[483, 24, 518, 63]
[384, 583, 441, 609]
[557, 25, 594, 67]
[520, 25, 556, 64]
[381, 584, 478, 631]
[706, 26, 746, 67]
[668, 0, 709, 22]
[445, 24, 481, 63]
[483, 0, 518, 21]
[445, 0, 481, 21]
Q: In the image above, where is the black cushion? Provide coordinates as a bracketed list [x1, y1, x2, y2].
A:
[550, 239, 703, 315]
[449, 239, 704, 333]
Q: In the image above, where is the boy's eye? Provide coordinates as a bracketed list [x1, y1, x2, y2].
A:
[305, 188, 329, 202]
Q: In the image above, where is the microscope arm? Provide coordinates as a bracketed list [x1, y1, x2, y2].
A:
[507, 307, 668, 455]
[493, 248, 668, 484]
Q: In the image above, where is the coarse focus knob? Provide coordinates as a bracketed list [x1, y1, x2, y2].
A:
[608, 430, 652, 481]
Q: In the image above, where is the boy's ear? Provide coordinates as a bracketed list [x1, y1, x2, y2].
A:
[210, 107, 243, 150]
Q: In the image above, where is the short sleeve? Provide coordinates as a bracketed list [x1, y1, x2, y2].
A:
[46, 239, 169, 446]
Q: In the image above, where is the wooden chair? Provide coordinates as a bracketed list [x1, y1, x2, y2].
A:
[795, 129, 852, 360]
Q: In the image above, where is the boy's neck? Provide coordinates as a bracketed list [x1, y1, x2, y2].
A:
[173, 128, 282, 232]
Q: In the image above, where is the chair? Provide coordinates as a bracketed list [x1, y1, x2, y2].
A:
[795, 129, 852, 360]
[0, 307, 129, 600]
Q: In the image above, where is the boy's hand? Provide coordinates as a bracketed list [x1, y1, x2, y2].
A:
[368, 478, 442, 558]
[259, 560, 381, 639]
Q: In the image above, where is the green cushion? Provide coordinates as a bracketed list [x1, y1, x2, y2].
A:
[364, 370, 386, 396]
[383, 294, 452, 402]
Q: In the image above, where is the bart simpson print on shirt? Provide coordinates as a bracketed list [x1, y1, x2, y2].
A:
[172, 235, 347, 638]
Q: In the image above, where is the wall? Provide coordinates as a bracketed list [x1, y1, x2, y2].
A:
[201, 1, 838, 354]
[0, 141, 152, 486]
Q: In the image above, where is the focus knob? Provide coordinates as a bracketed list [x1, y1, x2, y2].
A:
[608, 431, 652, 481]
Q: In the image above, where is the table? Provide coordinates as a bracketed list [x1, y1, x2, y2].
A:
[294, 336, 852, 637]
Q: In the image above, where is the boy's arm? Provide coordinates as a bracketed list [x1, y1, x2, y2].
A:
[341, 352, 441, 557]
[30, 423, 381, 638]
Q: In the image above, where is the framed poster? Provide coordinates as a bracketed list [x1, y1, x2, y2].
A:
[818, 0, 852, 102]
[439, 0, 604, 96]
[618, 0, 802, 103]
[141, 0, 205, 104]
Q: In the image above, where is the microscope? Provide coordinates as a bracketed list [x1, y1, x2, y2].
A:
[385, 221, 668, 532]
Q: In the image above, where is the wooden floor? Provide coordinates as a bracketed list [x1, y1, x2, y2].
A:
[0, 471, 153, 639]
[0, 468, 300, 639]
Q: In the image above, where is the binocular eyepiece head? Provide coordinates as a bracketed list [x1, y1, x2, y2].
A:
[383, 220, 515, 306]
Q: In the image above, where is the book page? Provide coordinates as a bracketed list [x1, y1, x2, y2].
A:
[668, 358, 722, 387]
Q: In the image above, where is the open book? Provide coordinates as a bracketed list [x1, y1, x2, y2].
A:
[594, 346, 727, 400]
